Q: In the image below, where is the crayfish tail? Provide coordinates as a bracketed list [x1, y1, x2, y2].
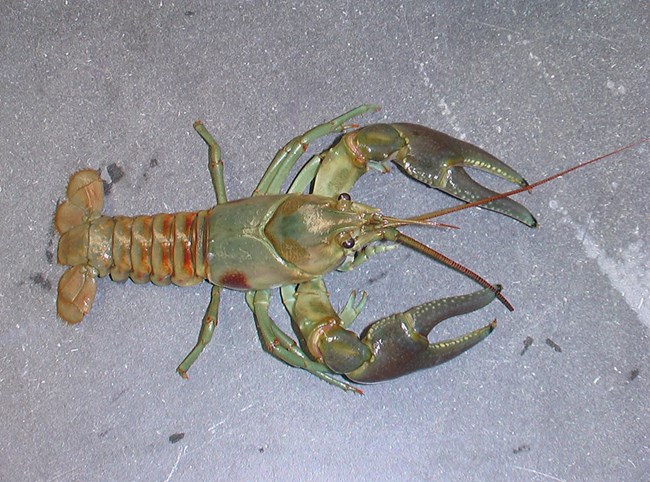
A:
[55, 170, 103, 323]
[57, 265, 98, 324]
[55, 169, 105, 234]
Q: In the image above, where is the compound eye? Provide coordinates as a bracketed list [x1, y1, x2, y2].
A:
[338, 192, 351, 201]
[340, 236, 355, 250]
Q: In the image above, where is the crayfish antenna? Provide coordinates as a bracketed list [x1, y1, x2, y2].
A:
[387, 230, 514, 312]
[382, 215, 459, 230]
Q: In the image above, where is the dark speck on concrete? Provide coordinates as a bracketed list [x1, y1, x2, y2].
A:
[368, 270, 388, 284]
[512, 444, 531, 454]
[545, 338, 562, 353]
[30, 273, 52, 291]
[107, 163, 125, 184]
[169, 433, 185, 444]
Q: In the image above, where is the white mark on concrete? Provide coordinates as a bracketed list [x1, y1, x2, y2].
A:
[512, 465, 565, 482]
[410, 60, 468, 139]
[529, 51, 556, 81]
[549, 201, 650, 329]
[399, 5, 470, 139]
[208, 419, 226, 434]
[164, 446, 187, 482]
[606, 79, 626, 96]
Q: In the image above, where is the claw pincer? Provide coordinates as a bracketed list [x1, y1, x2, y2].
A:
[390, 124, 537, 227]
[346, 287, 499, 383]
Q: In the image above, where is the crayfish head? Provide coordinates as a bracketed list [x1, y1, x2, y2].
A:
[264, 194, 382, 276]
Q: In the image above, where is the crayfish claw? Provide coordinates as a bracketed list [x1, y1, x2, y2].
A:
[390, 123, 538, 227]
[346, 286, 499, 383]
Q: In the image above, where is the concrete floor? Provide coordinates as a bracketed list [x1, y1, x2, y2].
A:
[1, 1, 648, 480]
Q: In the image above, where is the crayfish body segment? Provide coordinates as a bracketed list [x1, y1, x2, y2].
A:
[56, 104, 605, 391]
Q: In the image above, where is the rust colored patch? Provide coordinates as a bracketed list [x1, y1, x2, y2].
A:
[182, 214, 195, 274]
[219, 271, 250, 289]
[159, 215, 173, 267]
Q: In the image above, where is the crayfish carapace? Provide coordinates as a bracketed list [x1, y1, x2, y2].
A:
[54, 105, 644, 392]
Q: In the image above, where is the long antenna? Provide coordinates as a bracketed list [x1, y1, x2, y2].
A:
[392, 231, 514, 311]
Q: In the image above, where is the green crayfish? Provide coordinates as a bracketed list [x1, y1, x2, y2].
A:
[55, 105, 640, 393]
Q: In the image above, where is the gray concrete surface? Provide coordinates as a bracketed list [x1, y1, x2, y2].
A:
[1, 1, 648, 480]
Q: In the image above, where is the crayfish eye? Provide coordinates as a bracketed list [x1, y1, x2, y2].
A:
[338, 192, 351, 201]
[342, 237, 355, 249]
[337, 232, 355, 250]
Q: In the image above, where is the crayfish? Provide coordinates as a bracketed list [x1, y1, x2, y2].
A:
[54, 105, 641, 392]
